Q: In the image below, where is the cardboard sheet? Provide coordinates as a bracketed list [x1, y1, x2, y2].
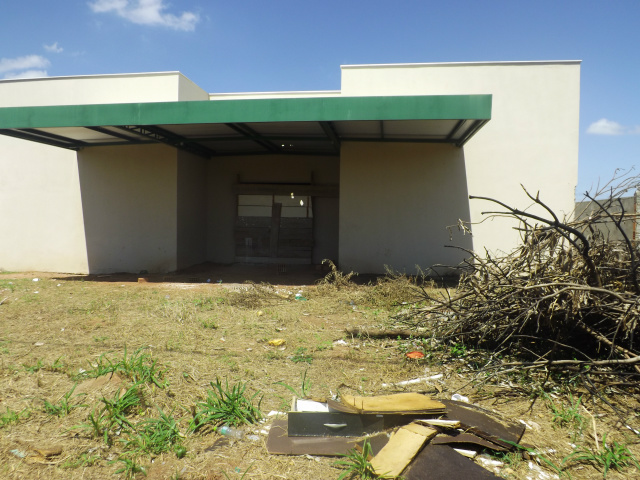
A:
[340, 393, 446, 414]
[370, 423, 437, 478]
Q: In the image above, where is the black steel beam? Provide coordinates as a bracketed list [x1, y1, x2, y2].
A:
[319, 121, 341, 154]
[445, 120, 466, 142]
[455, 119, 488, 147]
[86, 126, 144, 142]
[115, 125, 215, 158]
[225, 123, 281, 153]
[0, 129, 80, 150]
[19, 128, 89, 146]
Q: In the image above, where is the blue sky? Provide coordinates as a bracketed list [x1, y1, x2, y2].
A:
[1, 0, 638, 198]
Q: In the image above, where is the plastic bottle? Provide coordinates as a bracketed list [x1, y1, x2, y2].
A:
[216, 425, 244, 439]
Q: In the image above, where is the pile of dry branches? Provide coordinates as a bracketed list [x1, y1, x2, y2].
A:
[399, 175, 640, 384]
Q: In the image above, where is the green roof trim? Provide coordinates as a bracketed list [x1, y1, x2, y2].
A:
[0, 95, 491, 129]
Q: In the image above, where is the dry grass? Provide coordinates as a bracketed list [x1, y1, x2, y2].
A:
[1, 271, 638, 479]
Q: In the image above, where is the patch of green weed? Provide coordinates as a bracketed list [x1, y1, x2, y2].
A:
[0, 407, 30, 428]
[200, 320, 218, 329]
[43, 383, 85, 416]
[275, 368, 312, 400]
[123, 408, 184, 456]
[111, 456, 147, 479]
[190, 377, 262, 432]
[291, 347, 313, 364]
[61, 452, 101, 469]
[75, 383, 142, 445]
[563, 434, 640, 478]
[334, 439, 377, 480]
[79, 346, 166, 388]
[547, 393, 584, 439]
[23, 359, 44, 373]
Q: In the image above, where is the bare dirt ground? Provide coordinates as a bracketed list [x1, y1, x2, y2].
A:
[1, 266, 638, 479]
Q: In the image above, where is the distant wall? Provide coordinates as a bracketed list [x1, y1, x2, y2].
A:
[576, 194, 638, 242]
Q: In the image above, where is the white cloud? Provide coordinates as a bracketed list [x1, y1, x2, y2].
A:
[586, 118, 640, 136]
[0, 55, 51, 75]
[4, 69, 49, 80]
[88, 0, 199, 31]
[44, 42, 64, 53]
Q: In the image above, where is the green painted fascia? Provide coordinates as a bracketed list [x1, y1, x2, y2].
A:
[0, 95, 491, 129]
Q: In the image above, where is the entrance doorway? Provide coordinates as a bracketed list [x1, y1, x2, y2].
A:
[235, 193, 313, 264]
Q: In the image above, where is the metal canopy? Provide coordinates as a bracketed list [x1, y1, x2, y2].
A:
[0, 95, 491, 157]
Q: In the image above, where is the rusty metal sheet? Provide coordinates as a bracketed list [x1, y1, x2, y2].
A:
[431, 432, 508, 452]
[405, 444, 502, 480]
[441, 400, 525, 448]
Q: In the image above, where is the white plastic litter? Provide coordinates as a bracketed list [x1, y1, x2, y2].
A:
[381, 374, 443, 388]
[295, 399, 329, 413]
[477, 455, 503, 468]
[453, 448, 477, 458]
[451, 393, 469, 402]
[527, 460, 559, 480]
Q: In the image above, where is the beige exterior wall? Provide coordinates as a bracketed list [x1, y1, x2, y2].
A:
[207, 155, 339, 264]
[77, 144, 178, 273]
[0, 72, 206, 273]
[209, 90, 340, 101]
[0, 72, 206, 107]
[0, 64, 580, 275]
[340, 142, 472, 274]
[177, 152, 208, 269]
[0, 136, 88, 273]
[340, 61, 580, 263]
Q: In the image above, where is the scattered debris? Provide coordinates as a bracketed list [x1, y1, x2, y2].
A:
[266, 391, 528, 478]
[451, 393, 469, 403]
[336, 393, 446, 414]
[381, 374, 443, 388]
[10, 449, 27, 459]
[398, 184, 640, 388]
[406, 351, 425, 359]
[371, 423, 437, 477]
